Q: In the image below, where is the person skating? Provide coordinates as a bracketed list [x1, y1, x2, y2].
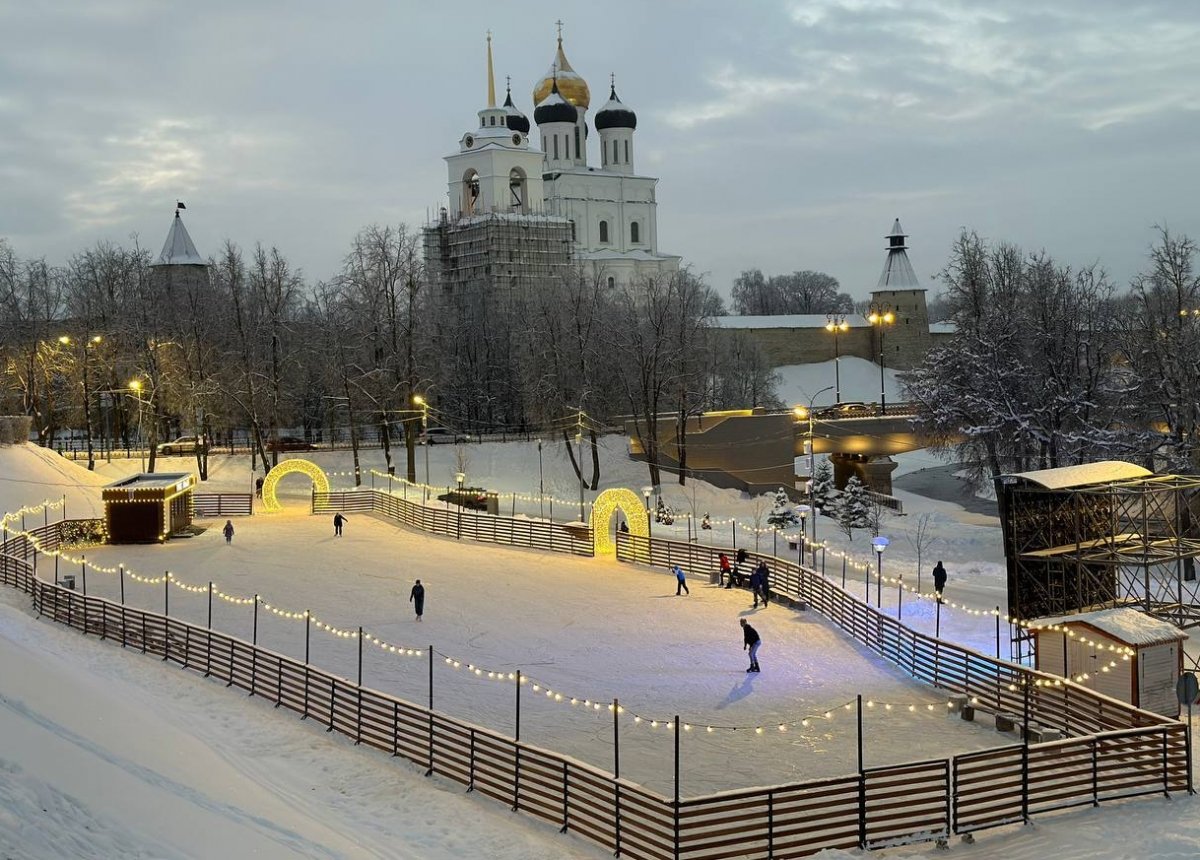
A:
[749, 565, 763, 608]
[333, 512, 347, 537]
[254, 476, 264, 498]
[932, 560, 947, 602]
[223, 520, 234, 544]
[740, 618, 761, 672]
[757, 561, 771, 607]
[718, 553, 732, 588]
[409, 579, 425, 621]
[674, 564, 689, 596]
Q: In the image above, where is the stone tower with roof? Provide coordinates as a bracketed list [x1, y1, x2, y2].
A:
[868, 219, 931, 370]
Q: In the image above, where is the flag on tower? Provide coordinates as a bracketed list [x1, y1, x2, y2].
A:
[176, 201, 187, 210]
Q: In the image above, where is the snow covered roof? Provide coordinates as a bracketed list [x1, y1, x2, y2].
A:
[151, 212, 206, 267]
[1033, 608, 1186, 647]
[711, 314, 869, 330]
[1005, 461, 1153, 490]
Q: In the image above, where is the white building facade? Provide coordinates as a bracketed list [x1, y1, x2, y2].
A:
[440, 29, 679, 286]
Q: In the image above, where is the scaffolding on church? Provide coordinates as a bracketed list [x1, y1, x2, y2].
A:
[998, 464, 1200, 662]
[422, 209, 577, 433]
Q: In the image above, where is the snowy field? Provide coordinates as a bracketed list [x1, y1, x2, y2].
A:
[3, 441, 1198, 858]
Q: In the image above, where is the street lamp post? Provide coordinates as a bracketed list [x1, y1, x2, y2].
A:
[794, 384, 834, 544]
[824, 314, 849, 404]
[575, 430, 586, 523]
[867, 303, 895, 411]
[538, 439, 545, 519]
[128, 380, 146, 472]
[642, 487, 653, 537]
[872, 536, 889, 607]
[413, 395, 429, 498]
[795, 505, 809, 562]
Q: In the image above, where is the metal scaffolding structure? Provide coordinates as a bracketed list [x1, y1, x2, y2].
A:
[998, 464, 1200, 638]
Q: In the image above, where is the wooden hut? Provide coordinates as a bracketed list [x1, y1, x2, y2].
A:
[1033, 608, 1186, 717]
[103, 473, 196, 543]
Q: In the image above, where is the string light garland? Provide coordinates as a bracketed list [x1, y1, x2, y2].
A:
[2, 501, 1112, 739]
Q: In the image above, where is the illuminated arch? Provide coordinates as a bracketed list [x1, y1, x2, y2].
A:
[592, 488, 650, 557]
[261, 459, 330, 512]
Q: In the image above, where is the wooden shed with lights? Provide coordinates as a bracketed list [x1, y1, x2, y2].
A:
[1033, 608, 1186, 717]
[102, 473, 196, 543]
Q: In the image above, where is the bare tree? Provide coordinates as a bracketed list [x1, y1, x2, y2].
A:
[905, 512, 938, 591]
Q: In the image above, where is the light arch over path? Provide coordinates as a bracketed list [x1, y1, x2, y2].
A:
[261, 459, 330, 512]
[592, 488, 649, 557]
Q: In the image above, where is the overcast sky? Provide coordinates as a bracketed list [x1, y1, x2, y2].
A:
[2, 1, 1198, 300]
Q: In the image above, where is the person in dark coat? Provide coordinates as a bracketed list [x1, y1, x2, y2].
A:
[718, 553, 732, 587]
[749, 565, 763, 608]
[255, 476, 264, 498]
[674, 564, 689, 596]
[757, 561, 771, 607]
[734, 547, 749, 587]
[223, 520, 234, 543]
[932, 561, 947, 602]
[409, 579, 425, 620]
[740, 618, 761, 672]
[333, 513, 347, 536]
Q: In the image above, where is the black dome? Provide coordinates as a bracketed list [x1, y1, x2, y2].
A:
[533, 80, 578, 126]
[503, 89, 530, 134]
[595, 86, 637, 131]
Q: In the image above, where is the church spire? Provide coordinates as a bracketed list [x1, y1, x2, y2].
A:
[486, 31, 496, 108]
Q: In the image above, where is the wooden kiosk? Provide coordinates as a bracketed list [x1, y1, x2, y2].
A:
[1033, 608, 1186, 717]
[103, 473, 196, 543]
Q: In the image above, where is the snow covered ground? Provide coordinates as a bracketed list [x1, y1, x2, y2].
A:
[2, 441, 1198, 858]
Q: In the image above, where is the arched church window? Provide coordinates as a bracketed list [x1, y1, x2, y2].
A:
[624, 139, 629, 163]
[599, 220, 609, 244]
[612, 139, 619, 164]
[574, 127, 581, 159]
[490, 116, 496, 126]
[553, 135, 559, 160]
[630, 222, 640, 244]
[568, 220, 576, 241]
[607, 277, 615, 289]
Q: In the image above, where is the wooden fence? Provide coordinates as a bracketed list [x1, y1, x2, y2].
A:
[313, 490, 594, 557]
[616, 531, 1189, 850]
[191, 492, 253, 518]
[0, 518, 1187, 859]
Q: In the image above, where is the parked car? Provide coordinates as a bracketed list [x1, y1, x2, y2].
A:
[815, 402, 874, 419]
[272, 435, 318, 452]
[157, 435, 205, 455]
[419, 426, 474, 445]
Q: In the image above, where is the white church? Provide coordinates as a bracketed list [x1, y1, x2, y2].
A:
[427, 27, 679, 290]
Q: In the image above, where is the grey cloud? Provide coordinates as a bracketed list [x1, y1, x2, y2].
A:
[1, 0, 1197, 297]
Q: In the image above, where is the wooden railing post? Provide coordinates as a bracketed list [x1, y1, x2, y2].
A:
[560, 760, 569, 834]
[426, 646, 434, 776]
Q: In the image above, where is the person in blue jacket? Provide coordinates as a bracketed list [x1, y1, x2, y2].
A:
[673, 564, 689, 596]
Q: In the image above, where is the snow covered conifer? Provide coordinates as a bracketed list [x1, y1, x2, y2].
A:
[836, 476, 871, 540]
[767, 487, 798, 528]
[809, 459, 833, 511]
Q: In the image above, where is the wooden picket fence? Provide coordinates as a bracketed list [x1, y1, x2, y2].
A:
[191, 492, 254, 518]
[313, 489, 594, 557]
[0, 517, 1188, 859]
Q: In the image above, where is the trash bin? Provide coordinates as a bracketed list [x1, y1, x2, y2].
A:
[61, 574, 76, 590]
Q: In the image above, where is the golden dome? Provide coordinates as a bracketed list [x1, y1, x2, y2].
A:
[532, 37, 590, 110]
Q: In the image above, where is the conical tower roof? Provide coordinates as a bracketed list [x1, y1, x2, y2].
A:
[875, 218, 921, 289]
[151, 209, 206, 267]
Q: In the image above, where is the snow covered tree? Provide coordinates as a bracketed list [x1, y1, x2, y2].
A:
[809, 458, 833, 511]
[767, 487, 798, 528]
[835, 476, 870, 540]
